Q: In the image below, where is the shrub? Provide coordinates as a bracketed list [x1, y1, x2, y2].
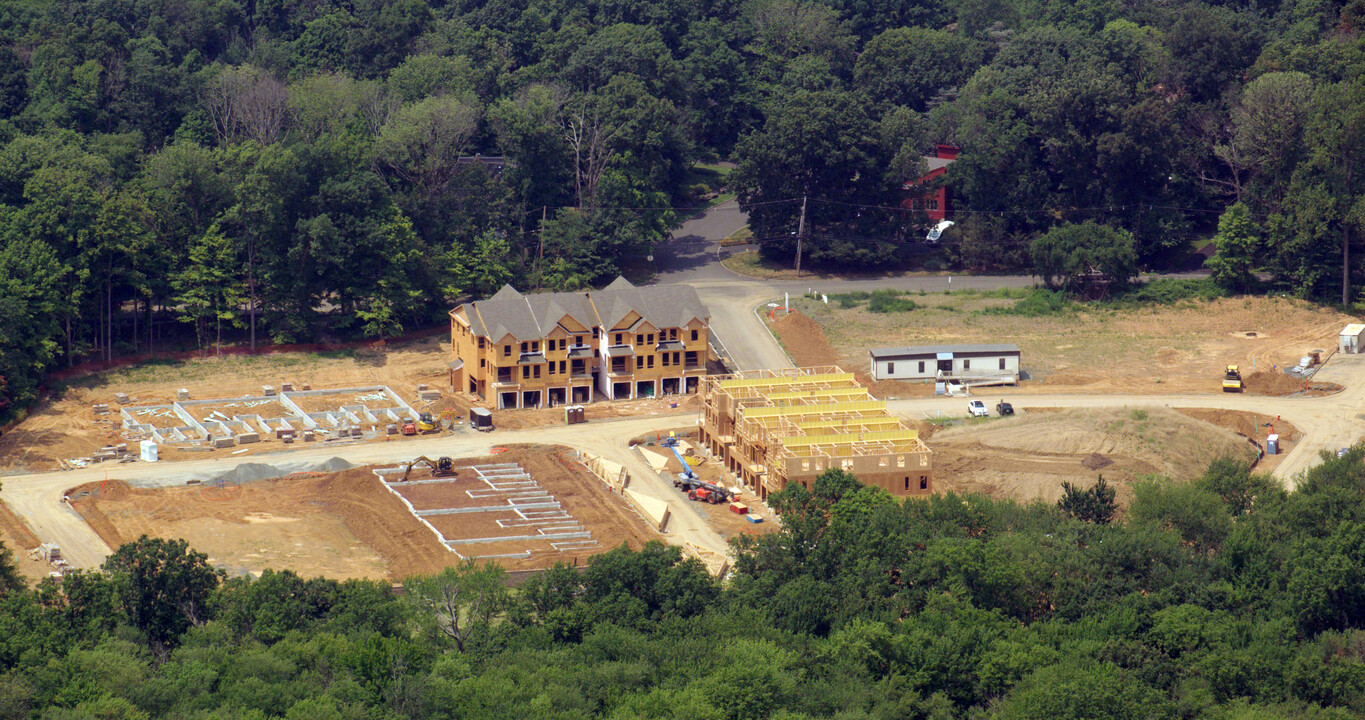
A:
[982, 289, 1074, 317]
[867, 290, 918, 313]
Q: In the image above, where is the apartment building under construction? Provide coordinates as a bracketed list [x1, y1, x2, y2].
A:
[698, 367, 932, 500]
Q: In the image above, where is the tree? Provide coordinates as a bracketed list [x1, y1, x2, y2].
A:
[732, 88, 905, 268]
[1030, 221, 1137, 293]
[202, 65, 289, 146]
[1205, 203, 1261, 293]
[1212, 72, 1314, 209]
[0, 533, 22, 596]
[101, 536, 223, 659]
[1057, 475, 1117, 524]
[998, 662, 1169, 719]
[853, 28, 985, 111]
[404, 560, 509, 652]
[1302, 81, 1365, 305]
[375, 95, 480, 190]
[172, 223, 243, 352]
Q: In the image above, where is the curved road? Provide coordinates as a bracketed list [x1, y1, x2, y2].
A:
[4, 202, 1360, 571]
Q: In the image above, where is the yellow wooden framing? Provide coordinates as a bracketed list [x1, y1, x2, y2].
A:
[742, 399, 886, 420]
[717, 372, 855, 390]
[784, 436, 931, 458]
[767, 387, 869, 402]
[795, 417, 903, 432]
[782, 428, 920, 449]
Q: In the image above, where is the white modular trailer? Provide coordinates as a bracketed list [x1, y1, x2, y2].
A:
[869, 343, 1021, 382]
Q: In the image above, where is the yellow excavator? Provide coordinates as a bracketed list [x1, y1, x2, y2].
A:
[401, 456, 455, 481]
[1222, 364, 1243, 393]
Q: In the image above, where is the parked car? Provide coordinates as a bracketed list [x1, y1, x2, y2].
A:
[996, 400, 1014, 416]
[968, 400, 989, 417]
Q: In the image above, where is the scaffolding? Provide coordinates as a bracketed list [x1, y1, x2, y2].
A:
[698, 367, 932, 500]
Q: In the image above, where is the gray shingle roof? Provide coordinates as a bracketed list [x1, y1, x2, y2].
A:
[869, 343, 1021, 359]
[592, 278, 708, 331]
[455, 277, 708, 342]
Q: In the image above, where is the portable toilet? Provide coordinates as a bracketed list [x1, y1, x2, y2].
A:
[140, 440, 159, 462]
[1267, 434, 1279, 455]
[1340, 324, 1365, 354]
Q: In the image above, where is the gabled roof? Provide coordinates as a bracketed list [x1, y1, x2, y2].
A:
[455, 277, 708, 342]
[592, 277, 708, 330]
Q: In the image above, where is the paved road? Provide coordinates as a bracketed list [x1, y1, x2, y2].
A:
[2, 412, 724, 570]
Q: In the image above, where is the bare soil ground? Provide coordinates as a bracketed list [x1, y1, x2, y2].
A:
[65, 445, 661, 581]
[0, 500, 55, 582]
[771, 295, 1352, 397]
[0, 332, 706, 474]
[929, 407, 1258, 506]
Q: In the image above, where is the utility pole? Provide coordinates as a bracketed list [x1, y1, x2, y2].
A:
[795, 194, 807, 278]
[538, 205, 547, 259]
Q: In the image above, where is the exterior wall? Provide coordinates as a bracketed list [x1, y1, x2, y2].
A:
[902, 145, 960, 222]
[871, 353, 1020, 382]
[902, 169, 950, 222]
[452, 307, 708, 405]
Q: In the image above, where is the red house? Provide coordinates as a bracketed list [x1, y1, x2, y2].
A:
[902, 144, 959, 222]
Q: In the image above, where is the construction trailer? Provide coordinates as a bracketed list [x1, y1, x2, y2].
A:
[698, 367, 932, 501]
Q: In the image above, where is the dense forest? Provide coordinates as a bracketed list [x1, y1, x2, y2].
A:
[1, 0, 1364, 417]
[4, 453, 1365, 718]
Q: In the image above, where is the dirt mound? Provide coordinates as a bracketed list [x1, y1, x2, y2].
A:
[214, 463, 285, 484]
[1242, 371, 1304, 395]
[1082, 453, 1113, 470]
[770, 310, 839, 367]
[313, 457, 353, 472]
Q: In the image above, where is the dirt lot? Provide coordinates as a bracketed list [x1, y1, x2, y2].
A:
[630, 428, 780, 542]
[769, 294, 1352, 397]
[928, 407, 1259, 507]
[0, 332, 707, 474]
[65, 445, 661, 581]
[0, 501, 56, 582]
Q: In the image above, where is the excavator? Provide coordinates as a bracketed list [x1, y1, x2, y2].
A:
[1222, 364, 1243, 393]
[401, 456, 456, 482]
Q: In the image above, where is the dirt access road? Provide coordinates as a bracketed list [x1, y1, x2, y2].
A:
[888, 352, 1365, 487]
[1, 412, 723, 570]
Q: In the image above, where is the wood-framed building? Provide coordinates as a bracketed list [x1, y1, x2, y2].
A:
[449, 278, 710, 409]
[698, 367, 932, 500]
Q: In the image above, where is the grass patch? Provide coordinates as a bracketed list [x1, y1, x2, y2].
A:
[981, 289, 1075, 317]
[829, 289, 919, 313]
[720, 226, 753, 247]
[721, 250, 788, 279]
[950, 287, 1034, 300]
